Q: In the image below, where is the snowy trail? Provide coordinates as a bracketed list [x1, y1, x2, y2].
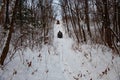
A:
[54, 39, 75, 80]
[53, 21, 76, 80]
[44, 45, 66, 80]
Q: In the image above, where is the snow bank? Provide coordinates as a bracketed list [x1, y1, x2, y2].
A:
[0, 42, 120, 80]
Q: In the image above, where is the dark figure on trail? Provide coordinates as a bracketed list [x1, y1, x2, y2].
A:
[57, 31, 63, 38]
[56, 20, 60, 24]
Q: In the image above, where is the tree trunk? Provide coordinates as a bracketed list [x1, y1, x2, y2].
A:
[102, 0, 112, 48]
[0, 0, 19, 65]
[0, 27, 12, 65]
[85, 0, 92, 38]
[75, 3, 82, 40]
[69, 2, 80, 43]
[0, 0, 5, 24]
[118, 0, 120, 41]
[19, 0, 23, 46]
[4, 0, 10, 30]
[113, 0, 118, 42]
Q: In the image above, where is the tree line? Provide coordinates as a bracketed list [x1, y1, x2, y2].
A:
[0, 0, 54, 65]
[0, 0, 120, 66]
[61, 0, 120, 54]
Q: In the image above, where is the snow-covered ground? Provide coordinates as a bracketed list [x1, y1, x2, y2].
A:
[0, 20, 120, 80]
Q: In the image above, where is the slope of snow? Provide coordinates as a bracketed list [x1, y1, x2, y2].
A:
[0, 21, 120, 80]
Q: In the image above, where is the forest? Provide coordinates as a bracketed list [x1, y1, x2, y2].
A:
[0, 0, 120, 80]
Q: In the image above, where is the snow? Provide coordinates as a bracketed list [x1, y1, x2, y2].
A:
[0, 20, 120, 80]
[117, 42, 120, 46]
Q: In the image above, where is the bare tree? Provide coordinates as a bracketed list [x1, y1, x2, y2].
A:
[0, 0, 5, 24]
[0, 0, 19, 65]
[60, 0, 119, 54]
[84, 0, 92, 38]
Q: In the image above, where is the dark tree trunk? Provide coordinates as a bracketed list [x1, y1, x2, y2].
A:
[0, 0, 5, 24]
[102, 0, 112, 48]
[0, 26, 12, 65]
[113, 0, 117, 31]
[4, 0, 10, 29]
[19, 0, 23, 46]
[85, 0, 92, 38]
[64, 10, 70, 37]
[113, 0, 118, 43]
[118, 0, 120, 40]
[0, 0, 19, 65]
[75, 3, 82, 40]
